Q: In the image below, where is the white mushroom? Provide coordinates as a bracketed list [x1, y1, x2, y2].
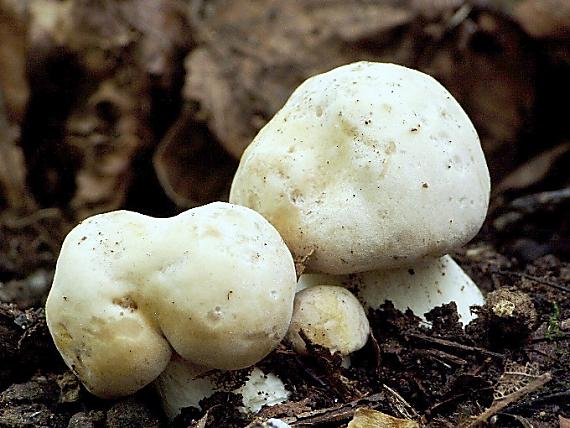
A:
[230, 61, 490, 323]
[154, 356, 216, 420]
[237, 367, 290, 413]
[258, 419, 292, 428]
[298, 255, 484, 325]
[286, 285, 370, 357]
[45, 202, 297, 398]
[154, 355, 289, 419]
[230, 61, 490, 275]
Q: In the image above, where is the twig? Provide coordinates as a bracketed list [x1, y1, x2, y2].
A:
[510, 188, 570, 212]
[447, 4, 472, 30]
[530, 332, 570, 343]
[428, 391, 470, 417]
[2, 208, 61, 229]
[524, 348, 561, 363]
[383, 384, 419, 420]
[277, 393, 385, 426]
[408, 333, 504, 359]
[503, 371, 545, 378]
[494, 270, 570, 294]
[532, 390, 570, 402]
[191, 406, 217, 428]
[492, 187, 570, 230]
[293, 356, 328, 388]
[461, 372, 552, 428]
[416, 348, 468, 367]
[502, 389, 570, 413]
[369, 329, 382, 374]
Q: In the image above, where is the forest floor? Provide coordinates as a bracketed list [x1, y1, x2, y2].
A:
[0, 0, 569, 427]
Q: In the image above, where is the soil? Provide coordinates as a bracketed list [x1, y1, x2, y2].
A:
[0, 1, 569, 427]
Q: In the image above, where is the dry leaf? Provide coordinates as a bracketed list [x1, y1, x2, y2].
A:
[0, 1, 33, 212]
[347, 408, 419, 428]
[418, 10, 535, 179]
[495, 143, 570, 194]
[0, 0, 29, 123]
[514, 0, 570, 39]
[22, 0, 190, 218]
[560, 415, 570, 428]
[65, 0, 191, 86]
[184, 0, 417, 158]
[153, 106, 237, 207]
[493, 361, 541, 400]
[66, 77, 153, 217]
[183, 1, 535, 182]
[0, 92, 33, 212]
[184, 48, 252, 159]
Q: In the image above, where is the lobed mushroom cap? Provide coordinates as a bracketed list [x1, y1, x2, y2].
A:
[230, 62, 490, 274]
[45, 202, 296, 398]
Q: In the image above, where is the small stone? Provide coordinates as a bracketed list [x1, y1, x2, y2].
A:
[57, 371, 81, 403]
[68, 411, 105, 428]
[106, 397, 161, 428]
[492, 299, 516, 318]
[485, 288, 537, 346]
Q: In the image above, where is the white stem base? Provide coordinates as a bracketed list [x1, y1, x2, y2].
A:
[155, 356, 289, 419]
[298, 255, 484, 325]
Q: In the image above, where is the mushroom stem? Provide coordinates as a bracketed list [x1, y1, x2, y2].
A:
[154, 356, 215, 420]
[298, 255, 484, 325]
[154, 355, 290, 419]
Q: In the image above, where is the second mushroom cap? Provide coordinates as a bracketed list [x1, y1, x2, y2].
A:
[230, 61, 490, 274]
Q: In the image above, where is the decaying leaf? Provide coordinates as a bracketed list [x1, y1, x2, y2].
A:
[0, 0, 29, 124]
[184, 0, 418, 158]
[65, 76, 154, 218]
[514, 0, 570, 39]
[153, 106, 237, 207]
[494, 361, 541, 400]
[347, 408, 419, 428]
[463, 371, 552, 428]
[495, 142, 570, 195]
[183, 0, 535, 183]
[0, 1, 33, 212]
[184, 48, 253, 160]
[0, 92, 32, 212]
[21, 0, 190, 218]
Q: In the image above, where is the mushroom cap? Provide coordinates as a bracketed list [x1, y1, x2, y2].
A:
[230, 62, 490, 274]
[286, 285, 370, 355]
[45, 202, 296, 398]
[297, 255, 484, 325]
